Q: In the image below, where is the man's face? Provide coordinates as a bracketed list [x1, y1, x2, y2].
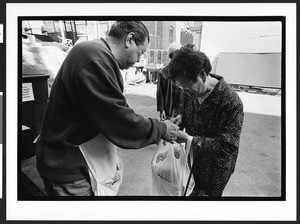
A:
[121, 35, 148, 69]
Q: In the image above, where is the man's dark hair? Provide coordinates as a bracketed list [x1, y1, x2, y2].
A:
[169, 46, 212, 82]
[107, 21, 150, 45]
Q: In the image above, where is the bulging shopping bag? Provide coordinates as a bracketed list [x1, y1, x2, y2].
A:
[151, 137, 195, 196]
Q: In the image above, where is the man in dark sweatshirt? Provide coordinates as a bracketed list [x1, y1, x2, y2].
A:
[36, 21, 179, 196]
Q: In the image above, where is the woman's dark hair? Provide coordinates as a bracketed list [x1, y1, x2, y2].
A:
[107, 21, 150, 45]
[184, 44, 196, 51]
[169, 45, 212, 82]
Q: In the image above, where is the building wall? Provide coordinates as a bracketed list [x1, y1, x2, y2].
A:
[161, 21, 176, 49]
[215, 52, 281, 88]
[143, 21, 178, 65]
[22, 20, 47, 34]
[142, 21, 156, 49]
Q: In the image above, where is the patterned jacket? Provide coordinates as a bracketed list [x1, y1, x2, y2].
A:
[179, 74, 244, 196]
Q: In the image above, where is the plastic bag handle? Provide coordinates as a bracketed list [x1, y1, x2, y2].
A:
[183, 136, 193, 165]
[182, 136, 194, 197]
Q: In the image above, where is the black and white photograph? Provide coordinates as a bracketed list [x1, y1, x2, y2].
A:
[5, 2, 297, 222]
[20, 18, 282, 199]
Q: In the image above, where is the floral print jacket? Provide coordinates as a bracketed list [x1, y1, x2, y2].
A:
[179, 74, 244, 196]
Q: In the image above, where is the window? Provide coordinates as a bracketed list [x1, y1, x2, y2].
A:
[169, 26, 174, 44]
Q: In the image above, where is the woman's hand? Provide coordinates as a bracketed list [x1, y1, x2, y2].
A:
[175, 130, 190, 143]
[170, 115, 182, 126]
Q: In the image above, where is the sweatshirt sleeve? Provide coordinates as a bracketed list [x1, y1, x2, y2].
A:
[75, 59, 166, 149]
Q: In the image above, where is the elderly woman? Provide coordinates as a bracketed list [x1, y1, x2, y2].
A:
[169, 46, 244, 197]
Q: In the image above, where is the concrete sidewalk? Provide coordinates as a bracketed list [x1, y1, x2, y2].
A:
[124, 83, 281, 117]
[117, 83, 281, 196]
[21, 83, 282, 197]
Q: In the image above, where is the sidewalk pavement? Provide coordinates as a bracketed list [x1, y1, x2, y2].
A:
[22, 83, 282, 197]
[124, 83, 281, 117]
[117, 83, 281, 196]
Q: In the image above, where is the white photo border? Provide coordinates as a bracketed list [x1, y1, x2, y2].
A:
[6, 3, 296, 221]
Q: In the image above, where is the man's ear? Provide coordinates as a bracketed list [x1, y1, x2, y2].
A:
[125, 32, 135, 48]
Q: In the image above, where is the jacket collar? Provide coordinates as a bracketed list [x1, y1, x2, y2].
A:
[206, 74, 228, 105]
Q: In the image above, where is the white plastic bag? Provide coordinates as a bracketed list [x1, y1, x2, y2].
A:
[151, 136, 194, 196]
[79, 133, 123, 196]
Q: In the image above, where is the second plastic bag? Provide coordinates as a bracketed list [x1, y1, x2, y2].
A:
[151, 136, 194, 196]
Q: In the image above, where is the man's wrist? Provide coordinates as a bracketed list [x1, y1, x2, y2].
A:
[160, 121, 167, 138]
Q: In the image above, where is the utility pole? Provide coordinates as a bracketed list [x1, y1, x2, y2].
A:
[73, 20, 78, 42]
[59, 20, 65, 43]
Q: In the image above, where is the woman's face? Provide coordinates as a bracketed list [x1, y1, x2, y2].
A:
[175, 74, 207, 98]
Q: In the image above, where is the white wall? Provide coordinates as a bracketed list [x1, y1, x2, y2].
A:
[175, 21, 186, 42]
[215, 52, 281, 88]
[200, 21, 282, 61]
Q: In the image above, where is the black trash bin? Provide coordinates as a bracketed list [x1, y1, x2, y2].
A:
[22, 74, 50, 158]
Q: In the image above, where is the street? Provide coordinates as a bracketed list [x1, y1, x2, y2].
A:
[117, 83, 281, 196]
[22, 83, 282, 197]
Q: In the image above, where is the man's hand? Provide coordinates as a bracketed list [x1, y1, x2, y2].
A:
[159, 110, 166, 121]
[170, 115, 182, 126]
[162, 120, 179, 143]
[175, 130, 190, 143]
